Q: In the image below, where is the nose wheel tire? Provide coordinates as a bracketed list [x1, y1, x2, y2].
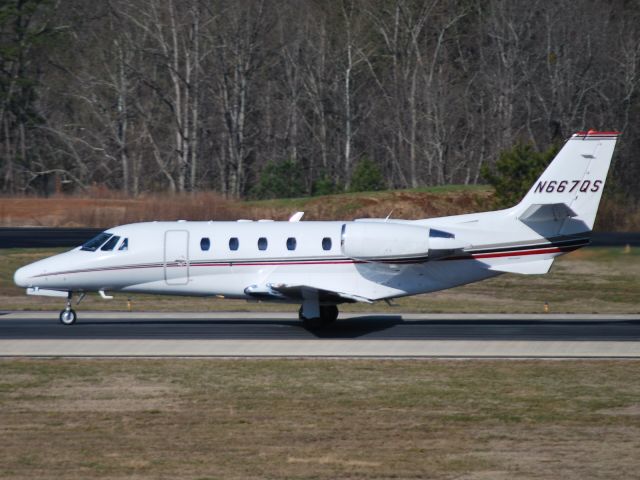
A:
[59, 309, 77, 325]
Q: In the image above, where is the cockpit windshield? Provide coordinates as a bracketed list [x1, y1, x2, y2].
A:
[80, 232, 112, 251]
[100, 235, 120, 251]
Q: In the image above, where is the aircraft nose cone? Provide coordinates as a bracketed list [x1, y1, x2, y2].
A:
[14, 265, 35, 288]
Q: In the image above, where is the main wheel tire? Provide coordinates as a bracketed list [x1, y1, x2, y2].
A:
[59, 308, 77, 325]
[319, 305, 339, 323]
[299, 305, 338, 328]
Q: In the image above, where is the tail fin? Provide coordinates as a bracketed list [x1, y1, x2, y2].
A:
[515, 131, 620, 233]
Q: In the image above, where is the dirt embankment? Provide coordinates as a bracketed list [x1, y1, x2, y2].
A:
[0, 187, 635, 230]
[0, 188, 493, 228]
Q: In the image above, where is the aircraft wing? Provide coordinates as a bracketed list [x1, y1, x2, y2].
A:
[244, 283, 374, 304]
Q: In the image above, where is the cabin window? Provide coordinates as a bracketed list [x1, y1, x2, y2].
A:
[322, 237, 332, 251]
[286, 237, 297, 251]
[200, 237, 210, 251]
[119, 238, 128, 251]
[229, 237, 239, 251]
[100, 235, 120, 251]
[80, 232, 112, 251]
[258, 237, 268, 251]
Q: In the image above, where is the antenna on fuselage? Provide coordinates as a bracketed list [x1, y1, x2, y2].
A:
[289, 212, 304, 222]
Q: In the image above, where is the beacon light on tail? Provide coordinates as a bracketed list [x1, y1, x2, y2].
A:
[14, 130, 620, 326]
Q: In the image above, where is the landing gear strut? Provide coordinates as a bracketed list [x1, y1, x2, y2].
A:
[59, 292, 77, 325]
[299, 305, 339, 328]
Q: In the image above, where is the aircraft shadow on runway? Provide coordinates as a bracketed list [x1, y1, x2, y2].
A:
[73, 315, 407, 339]
[303, 317, 640, 339]
[29, 316, 640, 341]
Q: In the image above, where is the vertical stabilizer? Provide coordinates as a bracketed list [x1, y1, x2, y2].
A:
[516, 131, 619, 232]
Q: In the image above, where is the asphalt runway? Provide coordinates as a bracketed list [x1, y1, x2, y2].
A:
[3, 311, 640, 341]
[2, 312, 640, 357]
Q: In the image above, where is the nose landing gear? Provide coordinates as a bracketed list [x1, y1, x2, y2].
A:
[59, 292, 77, 325]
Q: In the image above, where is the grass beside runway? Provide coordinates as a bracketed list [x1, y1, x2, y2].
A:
[1, 246, 639, 313]
[1, 359, 639, 479]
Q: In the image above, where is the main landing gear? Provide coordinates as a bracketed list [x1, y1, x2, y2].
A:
[299, 305, 339, 328]
[59, 292, 77, 325]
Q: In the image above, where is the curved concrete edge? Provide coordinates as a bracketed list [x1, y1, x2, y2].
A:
[1, 339, 640, 357]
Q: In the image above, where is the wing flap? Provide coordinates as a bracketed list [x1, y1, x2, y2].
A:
[244, 283, 373, 304]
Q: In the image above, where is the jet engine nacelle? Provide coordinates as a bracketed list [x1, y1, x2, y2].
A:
[341, 222, 431, 262]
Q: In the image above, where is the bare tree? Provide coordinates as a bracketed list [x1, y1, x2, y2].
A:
[206, 0, 267, 197]
[4, 0, 640, 198]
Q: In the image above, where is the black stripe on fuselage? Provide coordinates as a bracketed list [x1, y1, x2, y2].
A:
[466, 237, 590, 255]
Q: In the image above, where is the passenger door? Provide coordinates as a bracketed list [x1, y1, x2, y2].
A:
[164, 230, 189, 285]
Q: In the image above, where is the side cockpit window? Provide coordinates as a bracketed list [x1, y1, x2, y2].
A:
[100, 235, 120, 251]
[119, 238, 129, 251]
[430, 229, 455, 239]
[80, 232, 112, 252]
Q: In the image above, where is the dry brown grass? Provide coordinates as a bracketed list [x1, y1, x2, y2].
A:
[1, 359, 639, 479]
[0, 192, 241, 227]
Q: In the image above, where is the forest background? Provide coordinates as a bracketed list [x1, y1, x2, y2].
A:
[1, 0, 639, 204]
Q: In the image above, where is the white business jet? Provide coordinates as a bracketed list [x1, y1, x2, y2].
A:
[14, 130, 619, 326]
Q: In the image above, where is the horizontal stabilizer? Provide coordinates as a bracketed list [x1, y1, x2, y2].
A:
[489, 258, 554, 275]
[519, 203, 576, 223]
